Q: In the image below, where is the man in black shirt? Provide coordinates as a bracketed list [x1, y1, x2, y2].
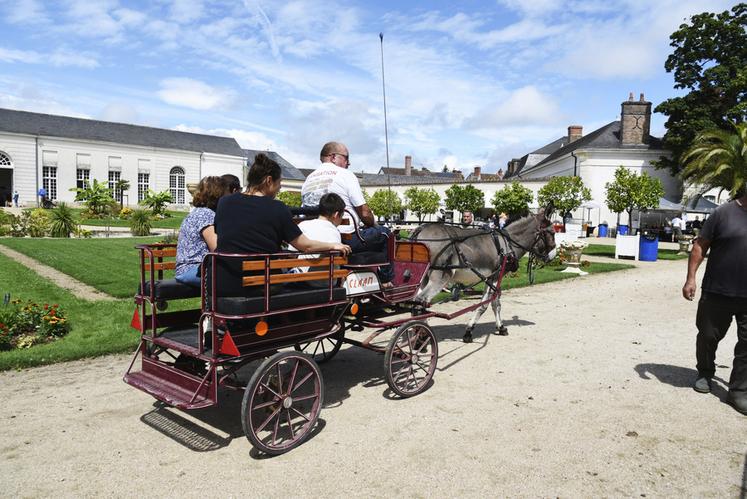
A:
[683, 189, 747, 415]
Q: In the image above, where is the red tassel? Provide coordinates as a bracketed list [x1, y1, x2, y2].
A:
[218, 331, 240, 357]
[130, 308, 141, 331]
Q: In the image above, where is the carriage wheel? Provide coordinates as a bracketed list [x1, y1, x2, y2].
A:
[241, 351, 324, 456]
[294, 325, 344, 364]
[384, 321, 438, 398]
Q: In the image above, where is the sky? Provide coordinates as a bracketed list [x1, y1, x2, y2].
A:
[0, 0, 736, 174]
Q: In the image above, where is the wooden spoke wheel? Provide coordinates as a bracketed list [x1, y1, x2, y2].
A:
[241, 352, 324, 455]
[294, 325, 344, 364]
[384, 321, 438, 398]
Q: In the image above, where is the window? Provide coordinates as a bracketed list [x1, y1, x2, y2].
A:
[76, 169, 90, 190]
[137, 173, 150, 202]
[108, 170, 121, 203]
[43, 166, 57, 200]
[42, 151, 58, 200]
[0, 151, 11, 166]
[76, 154, 91, 189]
[169, 166, 185, 205]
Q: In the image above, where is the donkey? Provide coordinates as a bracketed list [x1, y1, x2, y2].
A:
[411, 205, 557, 343]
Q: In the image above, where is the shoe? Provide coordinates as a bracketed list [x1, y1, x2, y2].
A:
[693, 376, 711, 393]
[727, 393, 747, 415]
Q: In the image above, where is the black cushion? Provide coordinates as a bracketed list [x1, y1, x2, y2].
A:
[213, 287, 347, 315]
[347, 251, 387, 265]
[138, 279, 201, 301]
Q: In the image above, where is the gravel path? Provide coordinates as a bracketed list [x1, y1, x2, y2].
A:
[0, 244, 117, 301]
[1, 257, 746, 497]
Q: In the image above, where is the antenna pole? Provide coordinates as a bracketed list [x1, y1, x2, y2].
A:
[380, 32, 392, 219]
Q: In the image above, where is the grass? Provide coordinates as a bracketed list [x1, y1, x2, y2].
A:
[0, 251, 138, 371]
[583, 243, 688, 261]
[0, 237, 163, 298]
[70, 208, 187, 229]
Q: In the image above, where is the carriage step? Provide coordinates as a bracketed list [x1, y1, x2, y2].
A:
[150, 335, 202, 357]
[124, 357, 215, 410]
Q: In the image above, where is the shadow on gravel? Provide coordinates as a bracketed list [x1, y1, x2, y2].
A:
[634, 363, 729, 400]
[741, 452, 746, 499]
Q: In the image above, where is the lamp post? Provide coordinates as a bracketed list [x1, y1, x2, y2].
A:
[380, 32, 392, 219]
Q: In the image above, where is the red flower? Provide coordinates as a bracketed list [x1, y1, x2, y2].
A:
[44, 304, 49, 310]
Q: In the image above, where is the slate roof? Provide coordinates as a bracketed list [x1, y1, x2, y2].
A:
[357, 173, 463, 187]
[464, 172, 504, 182]
[298, 168, 316, 178]
[520, 121, 664, 176]
[0, 107, 244, 156]
[379, 167, 463, 179]
[242, 149, 305, 181]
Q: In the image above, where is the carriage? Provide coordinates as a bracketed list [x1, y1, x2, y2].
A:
[124, 209, 552, 455]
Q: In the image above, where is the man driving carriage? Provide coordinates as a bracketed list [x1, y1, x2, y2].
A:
[301, 141, 394, 288]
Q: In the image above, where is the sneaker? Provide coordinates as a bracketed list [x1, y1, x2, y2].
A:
[727, 393, 747, 415]
[693, 376, 711, 393]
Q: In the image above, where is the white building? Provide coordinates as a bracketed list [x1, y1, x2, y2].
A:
[0, 108, 303, 208]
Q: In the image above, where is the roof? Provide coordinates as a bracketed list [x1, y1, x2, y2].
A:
[242, 149, 305, 181]
[0, 107, 244, 156]
[464, 172, 504, 182]
[298, 168, 316, 178]
[357, 172, 550, 187]
[520, 121, 665, 175]
[379, 167, 463, 179]
[531, 136, 567, 155]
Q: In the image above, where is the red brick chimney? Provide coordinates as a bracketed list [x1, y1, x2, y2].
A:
[620, 92, 651, 145]
[404, 155, 412, 176]
[568, 125, 583, 143]
[474, 166, 481, 180]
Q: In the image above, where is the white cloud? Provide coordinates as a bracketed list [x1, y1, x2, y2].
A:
[170, 0, 203, 24]
[98, 103, 140, 124]
[0, 46, 98, 68]
[3, 0, 49, 24]
[0, 47, 40, 64]
[463, 86, 562, 130]
[157, 78, 236, 110]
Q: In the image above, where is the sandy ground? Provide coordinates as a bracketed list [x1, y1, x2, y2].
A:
[1, 257, 746, 497]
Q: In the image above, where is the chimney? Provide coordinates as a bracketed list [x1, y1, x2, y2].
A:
[474, 166, 481, 180]
[620, 91, 651, 146]
[404, 155, 412, 176]
[568, 125, 583, 143]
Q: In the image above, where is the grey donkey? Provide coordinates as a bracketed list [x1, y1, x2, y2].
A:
[411, 205, 557, 343]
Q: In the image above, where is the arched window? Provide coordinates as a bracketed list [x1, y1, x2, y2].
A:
[0, 151, 11, 166]
[169, 166, 185, 205]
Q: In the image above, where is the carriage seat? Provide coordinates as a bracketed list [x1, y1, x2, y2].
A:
[346, 251, 388, 266]
[138, 279, 201, 301]
[212, 286, 347, 315]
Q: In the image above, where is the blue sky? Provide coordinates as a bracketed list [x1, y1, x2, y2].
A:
[0, 0, 735, 173]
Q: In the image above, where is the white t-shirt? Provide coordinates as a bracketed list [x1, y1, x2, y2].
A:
[301, 162, 366, 233]
[289, 218, 342, 273]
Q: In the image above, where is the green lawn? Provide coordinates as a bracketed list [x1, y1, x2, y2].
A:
[583, 243, 688, 260]
[0, 237, 162, 298]
[0, 251, 138, 371]
[70, 208, 187, 229]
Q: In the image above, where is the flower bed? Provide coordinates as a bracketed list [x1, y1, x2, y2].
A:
[0, 298, 70, 350]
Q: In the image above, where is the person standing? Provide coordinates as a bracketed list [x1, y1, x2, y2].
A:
[12, 190, 19, 207]
[301, 141, 393, 286]
[682, 190, 747, 415]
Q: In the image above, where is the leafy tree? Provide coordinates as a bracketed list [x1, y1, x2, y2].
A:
[491, 182, 533, 218]
[130, 209, 152, 236]
[605, 167, 664, 235]
[655, 3, 747, 175]
[404, 187, 440, 222]
[140, 189, 173, 217]
[363, 189, 402, 220]
[70, 179, 117, 218]
[49, 203, 77, 238]
[114, 179, 131, 209]
[444, 184, 484, 214]
[681, 122, 747, 198]
[277, 191, 302, 207]
[537, 176, 591, 228]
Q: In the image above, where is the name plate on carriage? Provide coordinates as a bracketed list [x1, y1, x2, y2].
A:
[344, 271, 380, 296]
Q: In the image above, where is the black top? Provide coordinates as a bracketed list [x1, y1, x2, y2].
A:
[212, 193, 302, 295]
[699, 200, 747, 298]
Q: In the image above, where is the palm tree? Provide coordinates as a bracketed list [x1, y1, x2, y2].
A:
[115, 179, 131, 209]
[681, 123, 747, 199]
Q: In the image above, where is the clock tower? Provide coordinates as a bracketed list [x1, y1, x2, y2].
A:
[620, 92, 651, 146]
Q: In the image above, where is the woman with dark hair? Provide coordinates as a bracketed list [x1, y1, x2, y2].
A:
[214, 153, 350, 295]
[175, 176, 229, 287]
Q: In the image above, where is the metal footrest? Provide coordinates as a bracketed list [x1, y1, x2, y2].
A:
[124, 356, 215, 410]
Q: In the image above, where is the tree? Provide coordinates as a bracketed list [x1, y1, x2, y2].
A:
[115, 179, 130, 209]
[70, 178, 117, 218]
[404, 187, 440, 222]
[491, 182, 533, 218]
[140, 189, 173, 217]
[681, 122, 747, 199]
[444, 184, 484, 214]
[537, 176, 591, 228]
[605, 167, 664, 235]
[276, 191, 302, 207]
[363, 189, 402, 220]
[655, 3, 747, 175]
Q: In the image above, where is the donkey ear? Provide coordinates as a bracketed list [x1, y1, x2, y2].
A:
[543, 201, 555, 218]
